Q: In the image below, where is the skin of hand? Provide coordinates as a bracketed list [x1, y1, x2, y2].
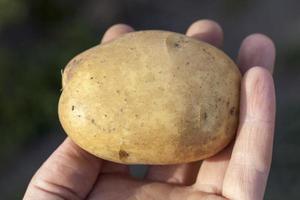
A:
[23, 20, 276, 200]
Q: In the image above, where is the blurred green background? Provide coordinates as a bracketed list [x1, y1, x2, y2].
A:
[0, 0, 299, 199]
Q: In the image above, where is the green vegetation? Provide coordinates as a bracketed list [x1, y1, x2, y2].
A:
[0, 0, 99, 161]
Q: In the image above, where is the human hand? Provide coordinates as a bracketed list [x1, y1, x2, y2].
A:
[23, 20, 276, 200]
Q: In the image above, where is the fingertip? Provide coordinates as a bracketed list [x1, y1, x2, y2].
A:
[241, 66, 276, 123]
[238, 34, 276, 74]
[223, 66, 276, 200]
[186, 19, 223, 47]
[101, 23, 134, 43]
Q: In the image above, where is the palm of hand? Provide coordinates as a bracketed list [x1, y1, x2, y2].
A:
[24, 20, 275, 200]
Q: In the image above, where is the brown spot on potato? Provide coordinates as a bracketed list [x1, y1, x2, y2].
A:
[71, 105, 75, 111]
[72, 58, 82, 65]
[203, 112, 208, 120]
[90, 77, 94, 80]
[226, 101, 230, 107]
[119, 150, 129, 160]
[174, 42, 181, 48]
[230, 107, 235, 115]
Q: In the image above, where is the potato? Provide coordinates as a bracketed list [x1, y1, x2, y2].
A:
[58, 30, 241, 164]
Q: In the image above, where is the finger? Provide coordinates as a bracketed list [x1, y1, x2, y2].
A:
[194, 33, 276, 194]
[23, 138, 102, 200]
[186, 19, 223, 47]
[101, 23, 134, 43]
[87, 174, 227, 200]
[146, 19, 223, 186]
[237, 34, 276, 74]
[194, 143, 233, 194]
[223, 67, 276, 200]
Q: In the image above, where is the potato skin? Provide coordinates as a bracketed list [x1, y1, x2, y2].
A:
[58, 31, 241, 164]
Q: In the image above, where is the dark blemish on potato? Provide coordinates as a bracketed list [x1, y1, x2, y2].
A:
[119, 150, 129, 160]
[209, 136, 217, 141]
[72, 58, 82, 65]
[112, 128, 116, 131]
[129, 47, 135, 50]
[217, 98, 222, 102]
[202, 49, 211, 56]
[174, 42, 181, 48]
[104, 114, 108, 117]
[90, 77, 94, 80]
[120, 108, 123, 112]
[226, 101, 230, 107]
[203, 112, 207, 120]
[202, 48, 216, 61]
[158, 71, 162, 74]
[77, 115, 81, 118]
[116, 90, 120, 94]
[72, 59, 77, 64]
[91, 119, 95, 123]
[103, 76, 106, 78]
[226, 126, 230, 135]
[135, 114, 139, 118]
[185, 119, 191, 123]
[186, 62, 190, 65]
[124, 98, 127, 102]
[71, 105, 75, 111]
[230, 107, 235, 115]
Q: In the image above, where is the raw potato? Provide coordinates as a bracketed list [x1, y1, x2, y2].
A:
[58, 31, 241, 164]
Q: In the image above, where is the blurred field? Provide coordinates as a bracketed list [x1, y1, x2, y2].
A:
[0, 0, 299, 199]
